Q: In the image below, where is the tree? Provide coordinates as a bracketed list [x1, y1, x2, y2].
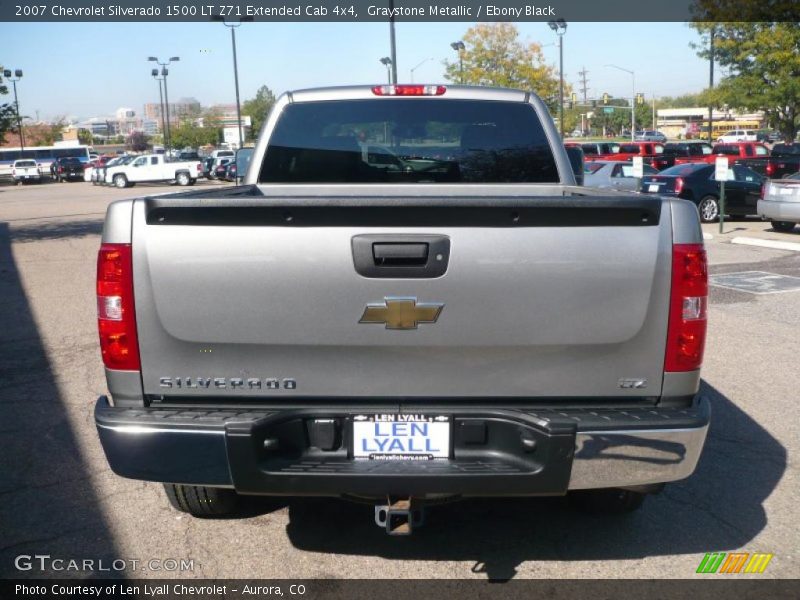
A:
[170, 120, 218, 149]
[26, 117, 66, 146]
[127, 131, 149, 152]
[443, 24, 565, 109]
[690, 21, 800, 141]
[78, 129, 92, 145]
[0, 70, 17, 144]
[241, 85, 276, 140]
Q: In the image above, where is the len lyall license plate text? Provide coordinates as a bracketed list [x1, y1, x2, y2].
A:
[353, 414, 450, 460]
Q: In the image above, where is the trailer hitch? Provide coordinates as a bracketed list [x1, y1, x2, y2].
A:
[374, 498, 425, 535]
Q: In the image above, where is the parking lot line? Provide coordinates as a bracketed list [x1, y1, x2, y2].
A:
[730, 237, 800, 252]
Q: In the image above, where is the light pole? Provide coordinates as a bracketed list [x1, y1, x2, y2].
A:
[388, 0, 398, 84]
[148, 56, 180, 153]
[410, 58, 433, 83]
[450, 41, 465, 83]
[606, 64, 635, 142]
[212, 14, 253, 149]
[548, 19, 567, 138]
[379, 57, 392, 84]
[4, 69, 24, 152]
[151, 69, 167, 147]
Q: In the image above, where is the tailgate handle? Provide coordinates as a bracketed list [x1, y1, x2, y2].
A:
[352, 235, 450, 279]
[372, 243, 429, 266]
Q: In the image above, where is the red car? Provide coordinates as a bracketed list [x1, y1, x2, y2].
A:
[700, 142, 770, 164]
[603, 142, 666, 163]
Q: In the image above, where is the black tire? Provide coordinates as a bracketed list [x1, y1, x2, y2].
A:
[113, 174, 128, 189]
[771, 220, 796, 233]
[164, 484, 239, 517]
[176, 171, 191, 186]
[568, 488, 647, 515]
[697, 196, 720, 223]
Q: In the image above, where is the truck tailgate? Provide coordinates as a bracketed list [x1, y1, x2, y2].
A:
[132, 194, 672, 400]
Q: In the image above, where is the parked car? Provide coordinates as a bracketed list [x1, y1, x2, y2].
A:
[93, 155, 135, 185]
[94, 84, 710, 525]
[50, 157, 86, 182]
[583, 160, 658, 191]
[567, 142, 620, 159]
[11, 159, 42, 184]
[104, 153, 203, 188]
[758, 172, 800, 232]
[717, 129, 758, 143]
[653, 142, 715, 171]
[222, 161, 238, 182]
[179, 151, 201, 161]
[733, 143, 800, 179]
[640, 162, 765, 222]
[202, 157, 216, 179]
[635, 130, 667, 143]
[602, 142, 665, 164]
[211, 158, 232, 179]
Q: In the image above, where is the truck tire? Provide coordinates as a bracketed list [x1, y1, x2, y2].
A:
[568, 488, 647, 514]
[697, 196, 719, 223]
[771, 221, 796, 233]
[113, 174, 128, 189]
[163, 484, 239, 517]
[176, 172, 191, 186]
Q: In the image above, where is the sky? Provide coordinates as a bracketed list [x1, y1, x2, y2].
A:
[0, 21, 711, 122]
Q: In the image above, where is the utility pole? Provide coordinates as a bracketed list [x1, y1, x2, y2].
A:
[708, 27, 715, 143]
[578, 67, 589, 104]
[388, 0, 398, 84]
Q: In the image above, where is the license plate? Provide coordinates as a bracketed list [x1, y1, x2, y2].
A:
[352, 414, 450, 460]
[648, 184, 660, 192]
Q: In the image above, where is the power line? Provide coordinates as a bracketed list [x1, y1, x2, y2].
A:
[578, 66, 589, 103]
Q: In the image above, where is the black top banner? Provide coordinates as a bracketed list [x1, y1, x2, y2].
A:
[3, 0, 799, 22]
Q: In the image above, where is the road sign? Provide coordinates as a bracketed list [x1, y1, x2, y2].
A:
[715, 156, 730, 181]
[632, 156, 644, 179]
[603, 107, 614, 114]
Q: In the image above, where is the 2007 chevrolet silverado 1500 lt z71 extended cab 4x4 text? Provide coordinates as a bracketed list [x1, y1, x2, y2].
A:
[94, 85, 710, 534]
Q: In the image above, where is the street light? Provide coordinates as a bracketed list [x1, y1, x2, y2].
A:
[547, 19, 567, 138]
[212, 14, 254, 150]
[148, 56, 180, 153]
[605, 64, 636, 142]
[409, 58, 433, 83]
[4, 69, 24, 153]
[151, 69, 167, 148]
[450, 41, 465, 83]
[379, 57, 392, 84]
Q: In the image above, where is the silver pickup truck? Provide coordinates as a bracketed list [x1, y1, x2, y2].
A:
[94, 85, 710, 534]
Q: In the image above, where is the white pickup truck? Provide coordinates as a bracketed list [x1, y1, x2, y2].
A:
[12, 159, 43, 184]
[104, 153, 203, 188]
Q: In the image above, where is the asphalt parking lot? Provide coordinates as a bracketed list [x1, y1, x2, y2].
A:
[0, 180, 798, 580]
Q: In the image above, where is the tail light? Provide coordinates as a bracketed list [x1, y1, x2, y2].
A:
[372, 84, 446, 96]
[59, 166, 64, 173]
[765, 163, 775, 176]
[760, 182, 768, 200]
[196, 163, 202, 171]
[97, 244, 140, 371]
[665, 244, 707, 372]
[674, 177, 684, 194]
[11, 169, 15, 176]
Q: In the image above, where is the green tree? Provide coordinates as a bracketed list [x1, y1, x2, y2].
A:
[690, 21, 800, 141]
[241, 85, 277, 140]
[0, 73, 17, 144]
[27, 117, 66, 146]
[170, 120, 218, 149]
[443, 23, 566, 109]
[77, 129, 92, 145]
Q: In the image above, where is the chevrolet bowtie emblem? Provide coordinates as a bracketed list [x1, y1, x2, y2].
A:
[359, 297, 444, 330]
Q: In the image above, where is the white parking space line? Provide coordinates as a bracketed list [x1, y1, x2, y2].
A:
[731, 237, 800, 252]
[703, 233, 713, 240]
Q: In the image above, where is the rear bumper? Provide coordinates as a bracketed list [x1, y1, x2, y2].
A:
[758, 199, 800, 222]
[95, 396, 710, 497]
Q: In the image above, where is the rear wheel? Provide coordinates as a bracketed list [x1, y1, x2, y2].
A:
[164, 484, 239, 518]
[113, 174, 128, 189]
[568, 488, 647, 514]
[176, 172, 191, 186]
[771, 220, 796, 233]
[698, 196, 720, 223]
